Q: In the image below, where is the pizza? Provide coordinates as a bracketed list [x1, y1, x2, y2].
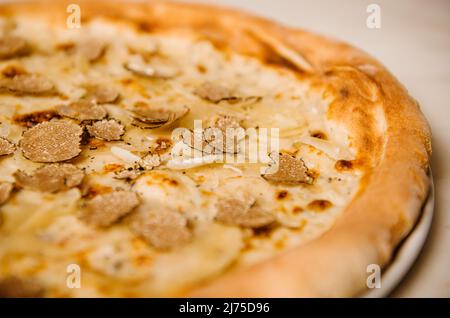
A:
[0, 0, 431, 297]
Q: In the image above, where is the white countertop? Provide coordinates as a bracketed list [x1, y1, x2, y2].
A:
[197, 0, 450, 297]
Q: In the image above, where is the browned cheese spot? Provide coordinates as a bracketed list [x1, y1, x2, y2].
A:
[12, 110, 61, 128]
[56, 100, 107, 121]
[20, 120, 82, 163]
[307, 199, 333, 212]
[310, 130, 327, 140]
[130, 210, 192, 249]
[87, 119, 124, 141]
[80, 191, 140, 227]
[14, 163, 84, 193]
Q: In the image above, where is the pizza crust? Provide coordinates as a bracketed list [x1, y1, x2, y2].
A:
[0, 0, 431, 297]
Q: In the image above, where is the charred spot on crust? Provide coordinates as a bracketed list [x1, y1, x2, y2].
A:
[335, 160, 354, 171]
[13, 110, 61, 128]
[340, 87, 350, 98]
[307, 199, 333, 212]
[135, 20, 156, 33]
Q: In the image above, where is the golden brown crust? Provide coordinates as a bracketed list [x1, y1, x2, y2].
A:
[0, 0, 431, 297]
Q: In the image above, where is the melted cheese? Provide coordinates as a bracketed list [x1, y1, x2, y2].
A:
[0, 16, 361, 297]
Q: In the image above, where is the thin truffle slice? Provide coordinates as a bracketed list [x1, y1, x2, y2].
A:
[0, 137, 15, 156]
[131, 103, 189, 129]
[124, 55, 178, 79]
[194, 82, 237, 103]
[0, 74, 56, 96]
[14, 163, 84, 193]
[87, 119, 124, 141]
[56, 100, 107, 121]
[80, 191, 140, 227]
[20, 120, 82, 163]
[85, 85, 119, 104]
[215, 196, 275, 228]
[130, 210, 192, 249]
[262, 153, 314, 184]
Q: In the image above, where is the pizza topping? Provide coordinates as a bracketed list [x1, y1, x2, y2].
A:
[124, 55, 178, 79]
[0, 137, 15, 156]
[77, 38, 106, 62]
[183, 115, 244, 154]
[131, 102, 189, 129]
[14, 164, 84, 193]
[85, 85, 120, 104]
[0, 182, 13, 205]
[206, 115, 245, 154]
[215, 195, 275, 228]
[130, 210, 192, 249]
[140, 153, 162, 169]
[20, 120, 83, 163]
[0, 277, 44, 298]
[56, 100, 107, 121]
[194, 82, 238, 103]
[0, 74, 56, 96]
[262, 153, 314, 184]
[0, 36, 29, 60]
[114, 167, 142, 180]
[80, 191, 140, 227]
[87, 119, 124, 141]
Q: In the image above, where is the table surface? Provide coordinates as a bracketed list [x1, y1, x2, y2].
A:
[194, 0, 450, 297]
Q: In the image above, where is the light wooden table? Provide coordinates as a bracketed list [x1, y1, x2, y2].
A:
[197, 0, 450, 297]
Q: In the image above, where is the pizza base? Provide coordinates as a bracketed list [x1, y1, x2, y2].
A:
[0, 0, 431, 297]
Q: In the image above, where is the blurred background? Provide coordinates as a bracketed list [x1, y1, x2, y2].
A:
[183, 0, 450, 297]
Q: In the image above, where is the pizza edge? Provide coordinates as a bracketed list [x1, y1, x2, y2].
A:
[0, 0, 432, 297]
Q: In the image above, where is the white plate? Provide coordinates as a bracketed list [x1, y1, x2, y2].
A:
[362, 172, 435, 298]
